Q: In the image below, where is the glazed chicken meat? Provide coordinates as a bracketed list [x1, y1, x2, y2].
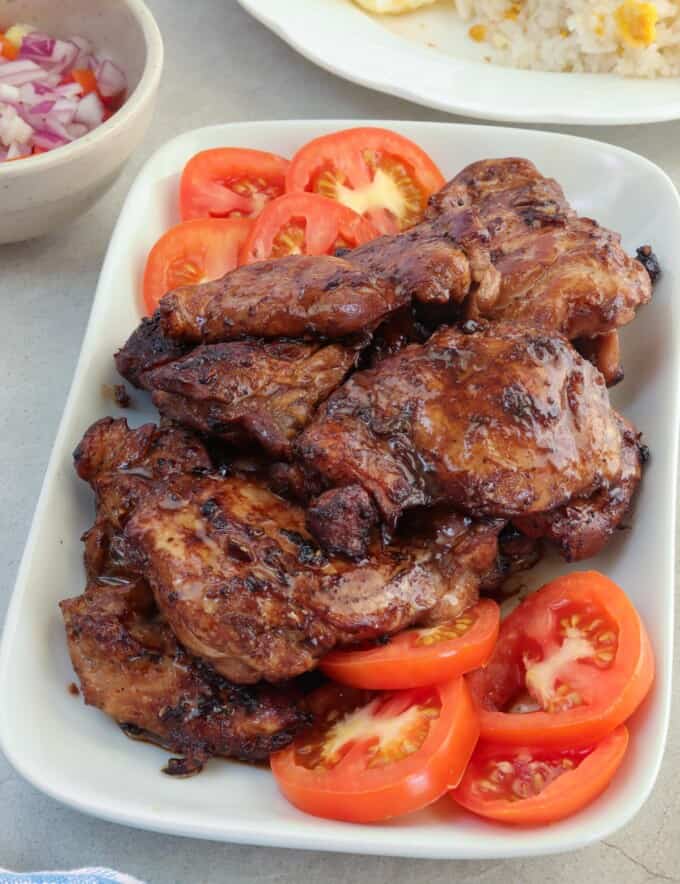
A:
[296, 321, 641, 558]
[63, 155, 655, 774]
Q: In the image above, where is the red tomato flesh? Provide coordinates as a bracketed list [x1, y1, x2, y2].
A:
[180, 148, 289, 221]
[320, 599, 500, 690]
[142, 217, 252, 315]
[467, 571, 654, 748]
[239, 192, 378, 264]
[286, 127, 445, 235]
[451, 726, 629, 825]
[271, 679, 479, 823]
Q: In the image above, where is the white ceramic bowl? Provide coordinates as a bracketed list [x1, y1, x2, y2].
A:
[0, 0, 163, 244]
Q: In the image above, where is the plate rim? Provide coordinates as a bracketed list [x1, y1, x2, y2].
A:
[0, 119, 677, 858]
[237, 0, 680, 126]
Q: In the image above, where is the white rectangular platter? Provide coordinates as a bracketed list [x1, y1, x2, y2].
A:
[0, 121, 677, 859]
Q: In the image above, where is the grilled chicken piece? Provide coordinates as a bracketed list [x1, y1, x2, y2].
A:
[158, 234, 474, 344]
[74, 417, 212, 579]
[61, 578, 307, 774]
[362, 307, 431, 367]
[427, 158, 652, 359]
[514, 414, 645, 561]
[158, 255, 412, 344]
[123, 473, 502, 683]
[479, 524, 543, 596]
[147, 339, 358, 459]
[296, 322, 625, 558]
[114, 311, 191, 390]
[574, 331, 624, 387]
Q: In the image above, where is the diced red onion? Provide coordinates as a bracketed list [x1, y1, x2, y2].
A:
[74, 91, 104, 128]
[66, 122, 88, 139]
[95, 59, 126, 98]
[19, 33, 56, 60]
[0, 60, 51, 87]
[7, 140, 32, 160]
[32, 129, 68, 150]
[0, 26, 126, 162]
[55, 82, 83, 100]
[0, 83, 20, 102]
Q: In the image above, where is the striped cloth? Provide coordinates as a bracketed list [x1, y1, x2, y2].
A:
[0, 869, 144, 884]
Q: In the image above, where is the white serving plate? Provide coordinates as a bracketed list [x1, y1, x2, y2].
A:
[0, 121, 677, 858]
[238, 0, 680, 125]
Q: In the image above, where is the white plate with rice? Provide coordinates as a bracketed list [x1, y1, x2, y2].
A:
[237, 0, 680, 124]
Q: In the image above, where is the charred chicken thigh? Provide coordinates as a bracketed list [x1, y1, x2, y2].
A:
[426, 158, 653, 383]
[123, 474, 503, 684]
[147, 339, 358, 459]
[61, 578, 307, 774]
[296, 322, 630, 558]
[159, 249, 468, 344]
[63, 417, 310, 771]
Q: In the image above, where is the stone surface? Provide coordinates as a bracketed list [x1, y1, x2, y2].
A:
[0, 1, 678, 881]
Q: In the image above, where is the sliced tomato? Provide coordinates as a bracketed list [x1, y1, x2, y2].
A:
[450, 726, 629, 825]
[270, 679, 479, 823]
[180, 148, 289, 221]
[467, 571, 654, 748]
[320, 600, 500, 690]
[286, 127, 446, 235]
[239, 192, 378, 265]
[142, 217, 252, 315]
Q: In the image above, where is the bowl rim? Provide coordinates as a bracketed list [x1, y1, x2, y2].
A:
[0, 0, 164, 178]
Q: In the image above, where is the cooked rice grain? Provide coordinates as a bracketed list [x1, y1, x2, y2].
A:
[453, 0, 680, 76]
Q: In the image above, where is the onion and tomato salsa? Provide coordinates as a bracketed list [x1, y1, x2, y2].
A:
[0, 23, 127, 162]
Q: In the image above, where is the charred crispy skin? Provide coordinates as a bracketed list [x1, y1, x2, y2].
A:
[114, 311, 191, 390]
[514, 414, 644, 561]
[158, 225, 476, 344]
[60, 579, 307, 773]
[123, 474, 501, 683]
[147, 340, 358, 459]
[67, 419, 308, 771]
[159, 256, 412, 343]
[362, 307, 431, 367]
[346, 229, 472, 306]
[296, 322, 625, 557]
[427, 158, 652, 345]
[479, 524, 543, 596]
[74, 417, 212, 579]
[575, 331, 624, 387]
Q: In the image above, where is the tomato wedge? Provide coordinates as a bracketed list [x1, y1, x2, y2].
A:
[286, 127, 446, 235]
[450, 726, 629, 825]
[467, 571, 654, 748]
[320, 600, 500, 690]
[142, 217, 252, 315]
[270, 679, 479, 823]
[239, 192, 378, 264]
[180, 148, 289, 221]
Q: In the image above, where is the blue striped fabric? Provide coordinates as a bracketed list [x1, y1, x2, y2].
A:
[0, 869, 144, 884]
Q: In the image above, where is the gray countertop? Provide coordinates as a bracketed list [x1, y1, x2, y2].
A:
[1, 2, 678, 881]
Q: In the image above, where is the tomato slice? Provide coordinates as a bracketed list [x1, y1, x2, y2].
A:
[450, 726, 629, 825]
[179, 148, 290, 221]
[286, 127, 446, 235]
[467, 571, 654, 748]
[239, 192, 378, 265]
[320, 600, 500, 690]
[142, 217, 252, 315]
[270, 679, 479, 823]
